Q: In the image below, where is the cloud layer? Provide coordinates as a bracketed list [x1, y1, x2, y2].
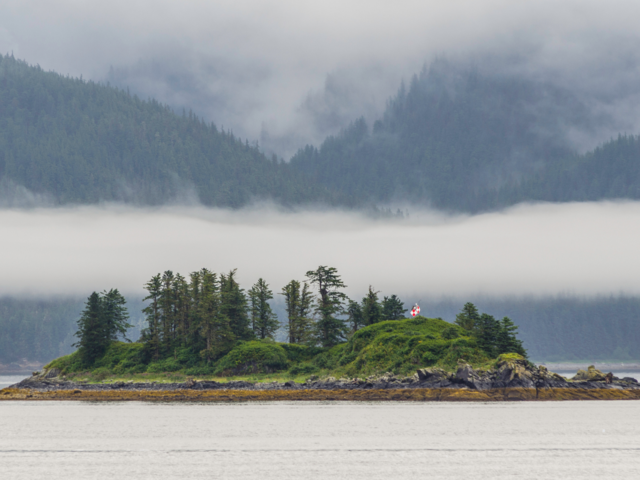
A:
[2, 1, 640, 156]
[2, 201, 639, 298]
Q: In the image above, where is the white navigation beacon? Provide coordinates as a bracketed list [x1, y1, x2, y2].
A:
[411, 303, 420, 317]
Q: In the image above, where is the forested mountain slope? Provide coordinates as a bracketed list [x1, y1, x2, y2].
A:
[290, 60, 640, 211]
[490, 134, 640, 206]
[0, 55, 339, 207]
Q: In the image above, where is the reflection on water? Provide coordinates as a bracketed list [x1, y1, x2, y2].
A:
[1, 401, 639, 479]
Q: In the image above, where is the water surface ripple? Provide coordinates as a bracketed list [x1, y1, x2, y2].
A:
[1, 401, 639, 479]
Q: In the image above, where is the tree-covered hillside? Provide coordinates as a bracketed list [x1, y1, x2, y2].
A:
[290, 60, 640, 211]
[0, 55, 339, 207]
[490, 134, 640, 206]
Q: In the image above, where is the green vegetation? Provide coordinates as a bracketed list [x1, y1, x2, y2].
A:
[46, 285, 527, 382]
[73, 289, 131, 363]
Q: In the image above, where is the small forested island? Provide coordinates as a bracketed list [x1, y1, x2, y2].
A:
[3, 266, 639, 402]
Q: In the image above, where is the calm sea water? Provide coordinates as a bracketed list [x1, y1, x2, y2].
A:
[0, 376, 27, 390]
[555, 371, 639, 381]
[1, 401, 639, 479]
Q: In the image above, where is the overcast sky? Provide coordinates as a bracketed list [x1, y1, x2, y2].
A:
[1, 2, 640, 302]
[2, 1, 640, 156]
[2, 202, 639, 299]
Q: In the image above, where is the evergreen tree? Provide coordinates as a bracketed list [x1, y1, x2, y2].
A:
[220, 269, 253, 341]
[188, 270, 204, 348]
[198, 269, 234, 363]
[306, 266, 348, 347]
[362, 286, 383, 326]
[347, 300, 364, 333]
[455, 302, 479, 332]
[101, 289, 132, 342]
[475, 313, 501, 357]
[281, 280, 314, 344]
[382, 295, 406, 320]
[159, 270, 177, 353]
[497, 316, 527, 357]
[73, 292, 108, 364]
[249, 278, 280, 339]
[172, 274, 190, 348]
[141, 274, 162, 360]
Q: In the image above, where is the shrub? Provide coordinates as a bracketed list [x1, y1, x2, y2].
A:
[288, 362, 319, 375]
[213, 341, 289, 375]
[442, 326, 460, 340]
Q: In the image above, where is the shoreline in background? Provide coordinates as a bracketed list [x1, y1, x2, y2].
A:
[540, 363, 640, 372]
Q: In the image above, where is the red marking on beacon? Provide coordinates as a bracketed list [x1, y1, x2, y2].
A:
[411, 304, 420, 317]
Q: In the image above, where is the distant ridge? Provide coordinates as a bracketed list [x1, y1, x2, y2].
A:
[0, 55, 340, 207]
[290, 60, 640, 212]
[1, 54, 638, 211]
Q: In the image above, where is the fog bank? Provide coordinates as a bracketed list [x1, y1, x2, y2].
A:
[1, 201, 639, 298]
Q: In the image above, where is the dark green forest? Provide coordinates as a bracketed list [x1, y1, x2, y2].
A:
[0, 54, 339, 207]
[290, 60, 640, 211]
[0, 54, 638, 211]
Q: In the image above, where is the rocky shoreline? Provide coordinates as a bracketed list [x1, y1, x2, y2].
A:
[2, 357, 639, 402]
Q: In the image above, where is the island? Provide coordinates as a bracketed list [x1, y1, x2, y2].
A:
[3, 315, 639, 402]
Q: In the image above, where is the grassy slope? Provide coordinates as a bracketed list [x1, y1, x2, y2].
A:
[46, 316, 496, 383]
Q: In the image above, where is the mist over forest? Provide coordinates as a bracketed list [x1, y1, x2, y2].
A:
[1, 0, 639, 367]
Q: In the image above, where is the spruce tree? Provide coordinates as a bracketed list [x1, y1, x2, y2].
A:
[362, 286, 383, 326]
[455, 302, 480, 332]
[281, 280, 315, 344]
[382, 295, 406, 320]
[306, 266, 348, 347]
[159, 270, 177, 352]
[198, 269, 235, 363]
[73, 292, 107, 364]
[497, 317, 527, 357]
[220, 269, 253, 341]
[347, 300, 364, 333]
[142, 274, 162, 360]
[249, 278, 280, 339]
[101, 289, 132, 342]
[475, 313, 501, 357]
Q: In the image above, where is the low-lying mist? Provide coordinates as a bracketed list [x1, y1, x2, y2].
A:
[2, 201, 639, 299]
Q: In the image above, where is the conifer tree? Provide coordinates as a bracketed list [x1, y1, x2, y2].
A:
[159, 270, 177, 352]
[198, 269, 235, 363]
[220, 269, 253, 341]
[455, 302, 480, 332]
[173, 274, 190, 348]
[382, 295, 406, 320]
[101, 289, 132, 342]
[362, 286, 383, 326]
[249, 278, 279, 339]
[475, 313, 501, 357]
[73, 292, 109, 364]
[347, 300, 364, 333]
[306, 266, 347, 347]
[142, 274, 162, 360]
[281, 280, 315, 344]
[497, 317, 527, 357]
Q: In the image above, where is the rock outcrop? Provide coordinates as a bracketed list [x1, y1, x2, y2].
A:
[6, 359, 639, 397]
